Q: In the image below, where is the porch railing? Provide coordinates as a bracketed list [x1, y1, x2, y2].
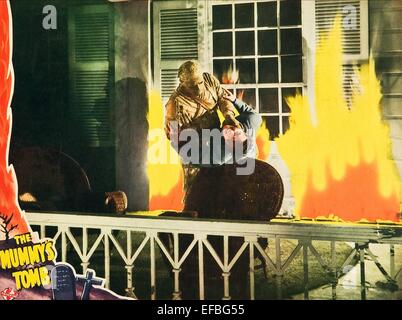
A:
[26, 211, 402, 300]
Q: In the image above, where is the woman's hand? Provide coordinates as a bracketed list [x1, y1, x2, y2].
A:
[222, 88, 236, 103]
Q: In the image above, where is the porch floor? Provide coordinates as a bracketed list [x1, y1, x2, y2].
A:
[292, 243, 402, 300]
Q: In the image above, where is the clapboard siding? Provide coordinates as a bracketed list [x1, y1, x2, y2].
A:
[370, 1, 402, 198]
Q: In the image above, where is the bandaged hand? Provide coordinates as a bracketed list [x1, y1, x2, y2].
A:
[224, 113, 242, 129]
[222, 88, 237, 103]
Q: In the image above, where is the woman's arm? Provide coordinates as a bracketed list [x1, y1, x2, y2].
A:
[222, 89, 262, 131]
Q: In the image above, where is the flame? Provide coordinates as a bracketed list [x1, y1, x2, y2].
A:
[222, 64, 239, 84]
[256, 121, 270, 161]
[236, 90, 244, 101]
[0, 1, 30, 238]
[276, 18, 400, 222]
[147, 91, 184, 211]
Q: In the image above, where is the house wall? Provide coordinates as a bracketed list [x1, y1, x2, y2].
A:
[114, 0, 150, 211]
[11, 0, 69, 150]
[10, 0, 151, 211]
[11, 0, 120, 197]
[370, 0, 402, 205]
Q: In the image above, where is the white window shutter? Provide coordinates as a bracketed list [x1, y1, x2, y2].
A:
[69, 5, 114, 147]
[315, 0, 368, 104]
[315, 0, 368, 61]
[160, 8, 198, 60]
[153, 0, 201, 103]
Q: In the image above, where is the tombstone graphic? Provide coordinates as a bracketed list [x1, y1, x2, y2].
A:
[50, 263, 77, 300]
[77, 269, 103, 300]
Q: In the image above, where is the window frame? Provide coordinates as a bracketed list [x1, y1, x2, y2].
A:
[207, 0, 307, 138]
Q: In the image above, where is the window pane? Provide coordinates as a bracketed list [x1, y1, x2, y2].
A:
[280, 0, 301, 26]
[282, 87, 302, 112]
[213, 5, 232, 30]
[281, 55, 302, 83]
[282, 116, 290, 135]
[226, 88, 234, 94]
[258, 30, 277, 55]
[262, 116, 280, 140]
[213, 32, 233, 57]
[235, 31, 255, 56]
[236, 59, 256, 84]
[237, 88, 256, 108]
[281, 28, 302, 55]
[235, 3, 254, 28]
[258, 58, 278, 83]
[257, 1, 277, 27]
[259, 88, 279, 113]
[213, 59, 233, 84]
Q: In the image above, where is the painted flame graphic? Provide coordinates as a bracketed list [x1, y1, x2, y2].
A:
[276, 18, 400, 222]
[256, 121, 270, 161]
[0, 1, 30, 238]
[147, 91, 184, 211]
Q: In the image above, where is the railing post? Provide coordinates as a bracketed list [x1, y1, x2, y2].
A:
[301, 240, 309, 300]
[331, 241, 338, 300]
[104, 231, 110, 289]
[125, 265, 136, 298]
[40, 225, 46, 239]
[222, 271, 231, 300]
[172, 233, 182, 300]
[81, 261, 89, 274]
[245, 236, 256, 300]
[390, 244, 395, 280]
[222, 236, 231, 300]
[81, 227, 89, 274]
[197, 234, 206, 300]
[356, 243, 367, 300]
[172, 268, 182, 300]
[61, 226, 67, 262]
[124, 230, 136, 298]
[275, 236, 283, 300]
[149, 231, 157, 300]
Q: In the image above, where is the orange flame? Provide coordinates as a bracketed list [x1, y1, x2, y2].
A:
[148, 175, 184, 211]
[276, 18, 400, 222]
[0, 1, 30, 238]
[300, 163, 399, 222]
[256, 121, 270, 161]
[221, 64, 239, 84]
[236, 90, 244, 101]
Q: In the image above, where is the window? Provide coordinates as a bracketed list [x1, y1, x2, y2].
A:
[211, 0, 304, 140]
[69, 4, 115, 147]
